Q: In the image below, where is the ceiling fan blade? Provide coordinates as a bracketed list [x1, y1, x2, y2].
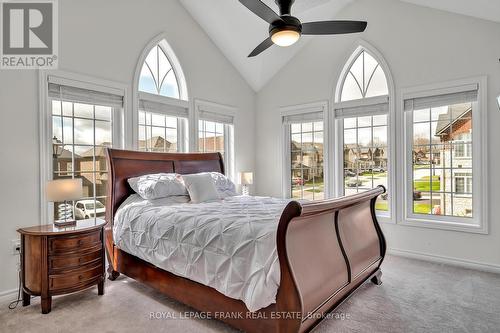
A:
[248, 37, 274, 57]
[301, 21, 367, 35]
[239, 0, 282, 24]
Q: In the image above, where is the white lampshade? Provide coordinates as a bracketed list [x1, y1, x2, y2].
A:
[239, 172, 253, 185]
[271, 30, 300, 47]
[46, 178, 83, 202]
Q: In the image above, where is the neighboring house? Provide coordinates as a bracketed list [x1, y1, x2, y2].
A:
[435, 103, 473, 217]
[139, 136, 175, 152]
[199, 135, 224, 153]
[344, 145, 387, 171]
[291, 141, 324, 181]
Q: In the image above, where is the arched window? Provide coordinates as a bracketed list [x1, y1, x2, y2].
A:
[340, 50, 388, 102]
[335, 45, 393, 218]
[134, 37, 188, 153]
[138, 44, 180, 99]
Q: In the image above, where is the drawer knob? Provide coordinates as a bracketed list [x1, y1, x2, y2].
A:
[79, 275, 83, 280]
[78, 240, 84, 246]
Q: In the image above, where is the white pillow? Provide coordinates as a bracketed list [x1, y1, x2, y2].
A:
[204, 172, 238, 197]
[182, 173, 220, 203]
[128, 173, 188, 200]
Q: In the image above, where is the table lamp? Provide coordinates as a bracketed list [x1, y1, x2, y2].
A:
[46, 178, 83, 226]
[239, 172, 253, 196]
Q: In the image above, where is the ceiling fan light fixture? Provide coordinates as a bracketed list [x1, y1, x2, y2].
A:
[271, 29, 300, 47]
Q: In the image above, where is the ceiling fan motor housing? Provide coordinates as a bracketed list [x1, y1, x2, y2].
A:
[274, 0, 295, 15]
[269, 15, 302, 37]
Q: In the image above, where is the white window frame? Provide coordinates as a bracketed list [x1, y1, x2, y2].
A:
[280, 101, 329, 199]
[400, 76, 488, 234]
[332, 42, 396, 224]
[132, 33, 190, 152]
[194, 99, 236, 180]
[39, 70, 128, 225]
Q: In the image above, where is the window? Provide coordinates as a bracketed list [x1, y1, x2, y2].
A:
[136, 40, 188, 152]
[196, 101, 236, 179]
[139, 44, 180, 99]
[340, 50, 388, 102]
[403, 81, 486, 229]
[454, 173, 472, 194]
[454, 133, 472, 158]
[290, 121, 324, 200]
[342, 115, 388, 210]
[138, 110, 187, 152]
[335, 47, 391, 214]
[282, 106, 325, 201]
[48, 79, 124, 221]
[198, 120, 225, 155]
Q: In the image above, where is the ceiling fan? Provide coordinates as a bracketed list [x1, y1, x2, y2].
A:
[239, 0, 367, 57]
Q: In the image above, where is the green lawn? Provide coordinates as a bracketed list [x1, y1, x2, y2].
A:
[414, 176, 440, 192]
[413, 202, 431, 214]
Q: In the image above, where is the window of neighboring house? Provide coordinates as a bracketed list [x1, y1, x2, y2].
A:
[405, 87, 478, 221]
[454, 173, 472, 194]
[454, 133, 472, 158]
[335, 48, 391, 213]
[289, 121, 324, 200]
[48, 80, 123, 221]
[136, 40, 188, 152]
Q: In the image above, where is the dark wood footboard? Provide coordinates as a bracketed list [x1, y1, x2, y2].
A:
[104, 149, 386, 333]
[275, 186, 386, 332]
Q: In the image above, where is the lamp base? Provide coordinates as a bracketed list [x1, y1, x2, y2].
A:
[242, 185, 249, 196]
[54, 219, 77, 227]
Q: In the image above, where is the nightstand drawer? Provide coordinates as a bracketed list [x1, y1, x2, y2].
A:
[49, 248, 102, 272]
[49, 231, 101, 254]
[49, 264, 102, 291]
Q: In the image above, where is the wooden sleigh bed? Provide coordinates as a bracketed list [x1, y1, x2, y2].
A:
[105, 148, 386, 333]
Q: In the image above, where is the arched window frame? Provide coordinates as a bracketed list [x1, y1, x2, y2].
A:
[132, 34, 190, 152]
[332, 42, 396, 223]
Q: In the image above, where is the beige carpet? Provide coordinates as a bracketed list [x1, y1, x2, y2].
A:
[2, 255, 500, 333]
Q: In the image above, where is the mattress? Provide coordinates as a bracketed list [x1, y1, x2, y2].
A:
[113, 194, 292, 312]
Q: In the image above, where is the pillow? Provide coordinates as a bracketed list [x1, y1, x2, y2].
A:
[182, 173, 220, 203]
[205, 172, 238, 197]
[128, 173, 188, 200]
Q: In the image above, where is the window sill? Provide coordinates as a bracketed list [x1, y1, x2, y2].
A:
[399, 217, 488, 234]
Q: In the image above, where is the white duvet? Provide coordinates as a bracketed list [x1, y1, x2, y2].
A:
[113, 194, 292, 312]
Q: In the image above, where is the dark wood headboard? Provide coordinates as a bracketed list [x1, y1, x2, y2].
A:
[105, 148, 224, 227]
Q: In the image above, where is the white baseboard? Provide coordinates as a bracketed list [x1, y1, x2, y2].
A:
[388, 248, 500, 274]
[0, 288, 19, 304]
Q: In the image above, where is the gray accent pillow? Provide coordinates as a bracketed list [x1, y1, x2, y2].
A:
[182, 173, 221, 203]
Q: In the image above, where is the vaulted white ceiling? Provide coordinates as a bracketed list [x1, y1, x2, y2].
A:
[179, 0, 500, 92]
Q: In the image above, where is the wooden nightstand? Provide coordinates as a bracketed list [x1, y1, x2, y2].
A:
[17, 218, 106, 314]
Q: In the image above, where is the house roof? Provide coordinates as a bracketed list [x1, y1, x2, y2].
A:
[435, 104, 472, 136]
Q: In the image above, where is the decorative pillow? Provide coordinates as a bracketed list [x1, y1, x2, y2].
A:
[205, 172, 238, 197]
[128, 173, 188, 200]
[182, 173, 220, 203]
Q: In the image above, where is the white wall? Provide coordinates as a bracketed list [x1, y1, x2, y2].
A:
[255, 0, 500, 267]
[0, 0, 256, 295]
